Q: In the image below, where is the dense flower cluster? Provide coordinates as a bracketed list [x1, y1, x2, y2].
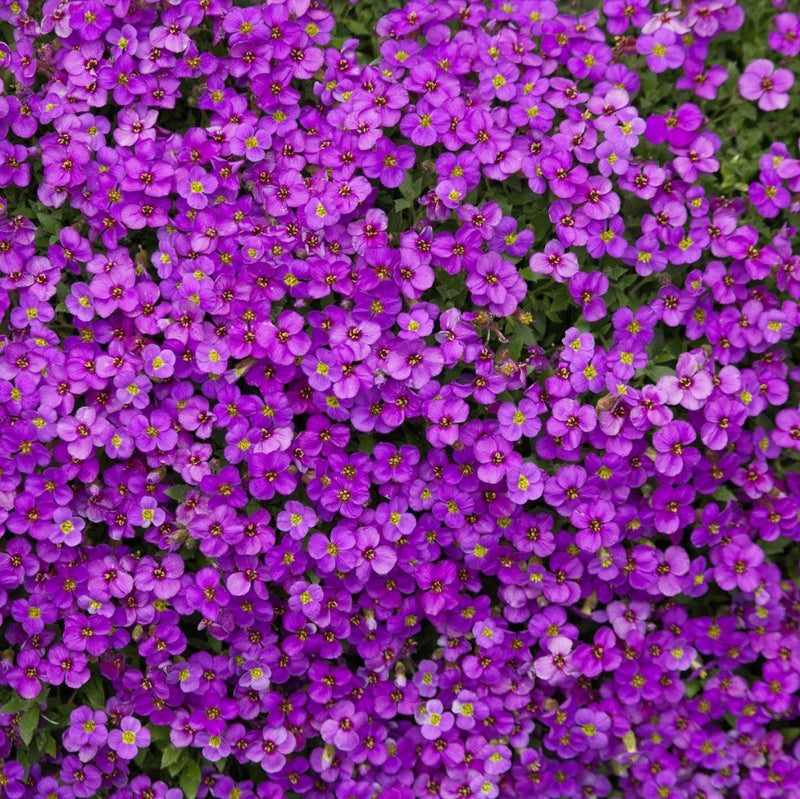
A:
[0, 0, 799, 797]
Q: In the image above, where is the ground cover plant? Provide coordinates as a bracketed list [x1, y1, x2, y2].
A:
[0, 0, 799, 796]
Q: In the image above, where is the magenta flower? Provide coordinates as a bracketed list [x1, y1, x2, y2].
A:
[415, 699, 455, 741]
[256, 310, 311, 365]
[636, 28, 685, 73]
[9, 650, 43, 699]
[773, 408, 800, 450]
[529, 240, 579, 283]
[466, 252, 526, 316]
[546, 399, 597, 449]
[361, 138, 415, 188]
[568, 271, 609, 321]
[107, 716, 150, 761]
[55, 406, 111, 460]
[654, 546, 690, 597]
[653, 420, 699, 478]
[749, 169, 791, 218]
[1, 0, 799, 794]
[352, 526, 397, 578]
[320, 701, 365, 752]
[571, 500, 620, 553]
[714, 536, 765, 592]
[739, 59, 794, 110]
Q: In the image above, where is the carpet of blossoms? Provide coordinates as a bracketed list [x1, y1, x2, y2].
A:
[1, 0, 800, 796]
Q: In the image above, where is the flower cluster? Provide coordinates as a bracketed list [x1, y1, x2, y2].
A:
[0, 0, 799, 797]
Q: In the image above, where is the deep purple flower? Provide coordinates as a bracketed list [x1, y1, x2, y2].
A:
[714, 536, 765, 592]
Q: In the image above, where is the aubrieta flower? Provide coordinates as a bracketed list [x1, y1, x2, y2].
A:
[0, 0, 798, 797]
[738, 59, 795, 111]
[107, 716, 151, 761]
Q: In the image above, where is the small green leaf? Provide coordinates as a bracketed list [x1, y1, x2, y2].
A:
[398, 173, 416, 202]
[713, 487, 737, 504]
[763, 539, 788, 556]
[645, 365, 674, 380]
[43, 733, 57, 757]
[506, 320, 537, 360]
[84, 676, 105, 708]
[343, 18, 370, 36]
[3, 694, 31, 714]
[180, 760, 202, 799]
[19, 706, 39, 746]
[166, 485, 188, 502]
[161, 744, 184, 770]
[168, 756, 187, 778]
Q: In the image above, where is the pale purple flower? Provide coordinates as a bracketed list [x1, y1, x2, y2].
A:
[739, 59, 794, 111]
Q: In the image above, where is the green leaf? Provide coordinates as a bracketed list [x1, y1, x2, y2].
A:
[713, 487, 737, 504]
[645, 365, 674, 380]
[783, 727, 800, 743]
[343, 18, 370, 36]
[684, 680, 702, 699]
[84, 676, 105, 708]
[179, 760, 202, 799]
[398, 173, 416, 203]
[506, 321, 537, 360]
[543, 290, 570, 323]
[43, 732, 57, 757]
[161, 744, 184, 770]
[166, 484, 188, 502]
[150, 724, 172, 746]
[2, 694, 31, 714]
[167, 754, 188, 778]
[763, 539, 788, 556]
[19, 706, 39, 746]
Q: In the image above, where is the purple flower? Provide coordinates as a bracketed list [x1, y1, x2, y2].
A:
[750, 169, 792, 218]
[352, 526, 397, 578]
[571, 500, 620, 552]
[415, 699, 455, 741]
[636, 28, 685, 73]
[573, 708, 611, 750]
[55, 406, 111, 460]
[714, 536, 765, 592]
[569, 271, 609, 321]
[107, 716, 150, 760]
[546, 399, 597, 449]
[655, 546, 691, 597]
[287, 577, 324, 618]
[64, 707, 108, 761]
[659, 353, 713, 410]
[739, 59, 794, 111]
[773, 408, 800, 450]
[362, 138, 415, 188]
[248, 727, 295, 773]
[466, 252, 526, 316]
[9, 650, 43, 699]
[653, 420, 700, 478]
[320, 701, 365, 752]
